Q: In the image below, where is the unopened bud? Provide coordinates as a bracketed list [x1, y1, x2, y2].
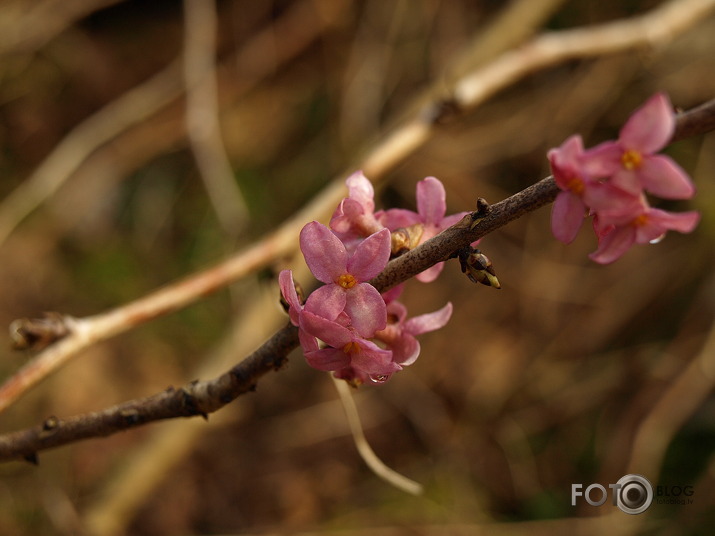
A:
[458, 247, 501, 289]
[390, 224, 424, 257]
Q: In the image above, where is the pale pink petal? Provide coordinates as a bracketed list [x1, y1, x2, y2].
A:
[345, 283, 387, 337]
[300, 222, 347, 283]
[304, 284, 346, 321]
[345, 171, 375, 211]
[278, 270, 301, 326]
[304, 347, 350, 371]
[609, 168, 646, 196]
[393, 335, 420, 366]
[330, 198, 364, 233]
[416, 177, 447, 225]
[404, 302, 453, 336]
[347, 228, 391, 281]
[299, 329, 319, 353]
[580, 141, 622, 178]
[415, 262, 444, 283]
[349, 341, 399, 375]
[300, 310, 352, 348]
[375, 208, 421, 230]
[551, 191, 586, 244]
[589, 226, 635, 264]
[619, 93, 674, 154]
[636, 155, 695, 199]
[381, 284, 404, 305]
[640, 209, 700, 239]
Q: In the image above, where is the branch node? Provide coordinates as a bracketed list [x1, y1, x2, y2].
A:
[470, 198, 491, 230]
[39, 415, 61, 438]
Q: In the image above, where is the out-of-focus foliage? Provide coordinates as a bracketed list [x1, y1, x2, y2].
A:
[0, 1, 713, 535]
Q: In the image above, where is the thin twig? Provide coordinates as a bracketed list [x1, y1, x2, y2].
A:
[183, 0, 248, 235]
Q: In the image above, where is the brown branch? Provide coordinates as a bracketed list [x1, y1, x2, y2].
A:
[1, 98, 713, 462]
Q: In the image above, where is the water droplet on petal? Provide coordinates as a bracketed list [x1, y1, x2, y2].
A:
[369, 374, 389, 384]
[649, 233, 666, 244]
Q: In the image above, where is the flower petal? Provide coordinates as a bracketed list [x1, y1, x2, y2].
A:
[300, 310, 352, 348]
[619, 92, 674, 154]
[415, 262, 444, 283]
[278, 270, 301, 326]
[404, 302, 453, 335]
[551, 191, 586, 244]
[347, 228, 391, 281]
[580, 141, 622, 178]
[416, 177, 446, 225]
[345, 283, 387, 337]
[304, 284, 346, 321]
[589, 226, 636, 264]
[304, 347, 350, 371]
[345, 171, 375, 211]
[637, 155, 696, 199]
[300, 221, 347, 283]
[375, 208, 421, 230]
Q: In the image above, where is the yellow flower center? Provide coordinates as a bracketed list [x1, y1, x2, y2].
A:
[632, 213, 649, 227]
[621, 149, 643, 170]
[565, 175, 585, 195]
[337, 274, 357, 289]
[342, 341, 361, 354]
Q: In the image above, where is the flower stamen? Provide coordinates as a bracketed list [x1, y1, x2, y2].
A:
[337, 274, 357, 289]
[621, 149, 643, 170]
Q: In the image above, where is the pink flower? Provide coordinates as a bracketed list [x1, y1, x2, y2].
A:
[589, 195, 700, 264]
[330, 171, 385, 249]
[377, 177, 467, 282]
[548, 135, 599, 243]
[300, 310, 400, 379]
[300, 222, 390, 337]
[375, 300, 453, 367]
[582, 93, 695, 199]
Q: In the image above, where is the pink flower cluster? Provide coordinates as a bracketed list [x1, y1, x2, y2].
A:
[549, 92, 699, 263]
[280, 173, 459, 386]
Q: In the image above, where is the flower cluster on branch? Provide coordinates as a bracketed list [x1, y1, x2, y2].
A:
[280, 173, 463, 386]
[549, 92, 700, 263]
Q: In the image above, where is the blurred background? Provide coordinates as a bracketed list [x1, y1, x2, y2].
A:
[0, 0, 714, 534]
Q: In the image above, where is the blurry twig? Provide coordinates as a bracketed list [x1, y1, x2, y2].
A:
[0, 59, 184, 248]
[627, 316, 715, 477]
[1, 0, 713, 416]
[333, 376, 423, 496]
[183, 0, 248, 236]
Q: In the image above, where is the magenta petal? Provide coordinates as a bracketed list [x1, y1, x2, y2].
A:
[637, 155, 695, 199]
[300, 221, 347, 283]
[619, 93, 674, 153]
[347, 228, 391, 281]
[345, 283, 387, 337]
[589, 226, 635, 264]
[304, 284, 346, 321]
[404, 302, 453, 336]
[278, 270, 301, 326]
[416, 177, 447, 224]
[304, 347, 350, 371]
[551, 191, 585, 244]
[300, 311, 352, 348]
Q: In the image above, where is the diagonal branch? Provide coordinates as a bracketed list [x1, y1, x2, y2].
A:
[0, 101, 712, 463]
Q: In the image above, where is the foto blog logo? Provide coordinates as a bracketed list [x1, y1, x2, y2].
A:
[571, 474, 653, 514]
